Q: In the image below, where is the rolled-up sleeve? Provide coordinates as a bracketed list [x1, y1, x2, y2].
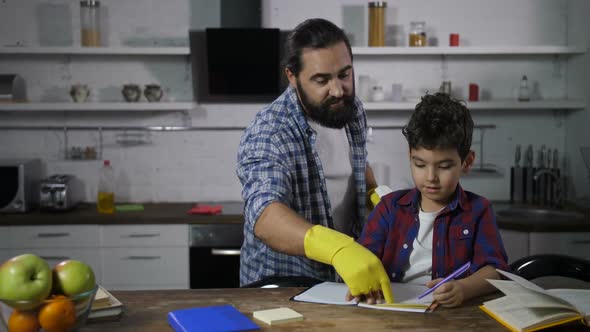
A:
[237, 123, 293, 231]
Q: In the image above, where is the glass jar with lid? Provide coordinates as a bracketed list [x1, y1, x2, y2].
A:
[368, 2, 387, 47]
[409, 21, 426, 47]
[80, 0, 101, 47]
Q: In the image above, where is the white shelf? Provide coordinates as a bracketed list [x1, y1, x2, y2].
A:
[364, 99, 586, 111]
[0, 46, 190, 55]
[1, 45, 584, 56]
[352, 46, 587, 56]
[0, 102, 196, 111]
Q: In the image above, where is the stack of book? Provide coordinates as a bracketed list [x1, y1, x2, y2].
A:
[88, 285, 124, 321]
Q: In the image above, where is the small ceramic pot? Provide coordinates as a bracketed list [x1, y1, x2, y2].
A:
[144, 84, 163, 102]
[70, 84, 90, 103]
[122, 84, 141, 102]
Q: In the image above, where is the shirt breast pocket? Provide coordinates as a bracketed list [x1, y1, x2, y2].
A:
[449, 224, 475, 259]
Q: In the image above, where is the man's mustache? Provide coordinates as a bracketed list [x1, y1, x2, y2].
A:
[324, 95, 353, 107]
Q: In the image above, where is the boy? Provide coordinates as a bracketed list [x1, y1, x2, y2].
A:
[354, 93, 508, 307]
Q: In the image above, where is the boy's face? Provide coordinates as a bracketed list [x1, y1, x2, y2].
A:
[409, 146, 475, 212]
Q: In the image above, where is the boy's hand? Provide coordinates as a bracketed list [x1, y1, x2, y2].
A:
[426, 278, 465, 307]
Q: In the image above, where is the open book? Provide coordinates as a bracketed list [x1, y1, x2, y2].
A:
[293, 281, 434, 313]
[88, 285, 124, 321]
[480, 269, 590, 332]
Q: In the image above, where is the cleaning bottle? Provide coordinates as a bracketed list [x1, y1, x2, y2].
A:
[97, 160, 115, 214]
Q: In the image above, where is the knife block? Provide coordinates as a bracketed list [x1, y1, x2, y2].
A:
[510, 167, 535, 204]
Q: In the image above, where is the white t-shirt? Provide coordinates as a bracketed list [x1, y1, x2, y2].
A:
[308, 121, 356, 235]
[402, 207, 443, 284]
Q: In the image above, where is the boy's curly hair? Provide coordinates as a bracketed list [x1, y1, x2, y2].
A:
[402, 93, 473, 161]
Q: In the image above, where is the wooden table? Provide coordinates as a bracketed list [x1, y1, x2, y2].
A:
[80, 287, 584, 331]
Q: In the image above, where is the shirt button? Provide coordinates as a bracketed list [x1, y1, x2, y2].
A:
[403, 243, 408, 249]
[436, 241, 440, 247]
[391, 272, 396, 278]
[463, 229, 469, 235]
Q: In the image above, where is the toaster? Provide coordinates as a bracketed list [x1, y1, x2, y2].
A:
[40, 174, 83, 211]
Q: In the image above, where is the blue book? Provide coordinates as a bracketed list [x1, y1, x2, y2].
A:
[167, 304, 260, 332]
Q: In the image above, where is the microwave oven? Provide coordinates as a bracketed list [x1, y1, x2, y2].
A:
[0, 159, 42, 213]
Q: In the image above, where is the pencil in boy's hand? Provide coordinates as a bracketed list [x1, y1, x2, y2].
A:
[417, 262, 471, 299]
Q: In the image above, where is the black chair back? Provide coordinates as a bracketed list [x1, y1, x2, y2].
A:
[509, 254, 590, 282]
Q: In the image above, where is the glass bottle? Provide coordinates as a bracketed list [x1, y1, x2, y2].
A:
[518, 75, 530, 101]
[371, 85, 385, 102]
[80, 0, 101, 47]
[368, 2, 387, 47]
[97, 160, 115, 213]
[409, 21, 427, 47]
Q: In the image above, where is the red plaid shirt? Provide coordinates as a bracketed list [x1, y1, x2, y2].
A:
[358, 185, 508, 281]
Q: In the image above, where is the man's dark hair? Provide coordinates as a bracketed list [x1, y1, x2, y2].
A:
[283, 18, 353, 76]
[402, 93, 474, 161]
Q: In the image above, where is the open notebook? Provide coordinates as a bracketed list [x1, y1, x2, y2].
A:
[480, 269, 590, 332]
[293, 281, 434, 313]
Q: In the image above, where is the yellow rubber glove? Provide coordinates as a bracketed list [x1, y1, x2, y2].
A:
[304, 225, 394, 303]
[367, 185, 393, 210]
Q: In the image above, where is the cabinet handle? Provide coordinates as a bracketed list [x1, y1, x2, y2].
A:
[40, 256, 70, 261]
[126, 256, 161, 260]
[211, 249, 240, 256]
[37, 232, 70, 238]
[572, 240, 590, 245]
[126, 233, 160, 238]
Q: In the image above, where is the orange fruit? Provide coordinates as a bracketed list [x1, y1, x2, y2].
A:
[7, 309, 41, 332]
[38, 295, 76, 332]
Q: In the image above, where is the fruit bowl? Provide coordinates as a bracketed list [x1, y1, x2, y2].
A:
[0, 286, 97, 332]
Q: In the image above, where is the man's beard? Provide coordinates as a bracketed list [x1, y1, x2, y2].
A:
[296, 80, 356, 129]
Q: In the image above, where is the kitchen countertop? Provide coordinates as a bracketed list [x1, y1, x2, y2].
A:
[0, 202, 245, 225]
[492, 202, 590, 232]
[1, 201, 589, 232]
[80, 287, 585, 332]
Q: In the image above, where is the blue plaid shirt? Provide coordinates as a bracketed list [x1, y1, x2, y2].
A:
[237, 86, 369, 286]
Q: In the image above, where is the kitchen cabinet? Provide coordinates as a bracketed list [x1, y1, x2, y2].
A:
[99, 225, 189, 290]
[498, 229, 529, 264]
[499, 229, 590, 263]
[529, 232, 590, 261]
[0, 225, 102, 280]
[0, 224, 190, 290]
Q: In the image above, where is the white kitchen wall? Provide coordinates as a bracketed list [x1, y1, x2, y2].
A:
[0, 0, 587, 203]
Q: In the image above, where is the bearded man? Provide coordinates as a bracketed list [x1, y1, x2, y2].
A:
[236, 18, 393, 303]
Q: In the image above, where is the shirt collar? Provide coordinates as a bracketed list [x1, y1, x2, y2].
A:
[397, 184, 472, 213]
[285, 86, 314, 137]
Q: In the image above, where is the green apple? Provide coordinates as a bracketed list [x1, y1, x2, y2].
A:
[53, 260, 96, 296]
[0, 253, 52, 310]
